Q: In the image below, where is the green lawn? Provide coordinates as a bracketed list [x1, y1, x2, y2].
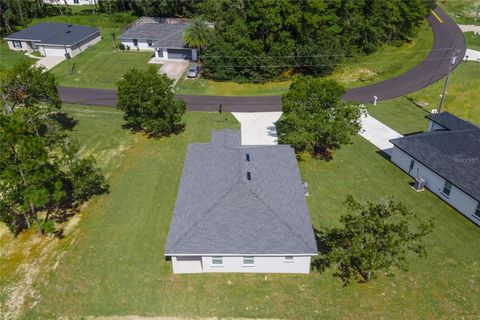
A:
[1, 104, 473, 319]
[26, 12, 159, 90]
[438, 0, 480, 26]
[465, 31, 480, 51]
[177, 22, 433, 96]
[404, 62, 480, 125]
[0, 40, 36, 69]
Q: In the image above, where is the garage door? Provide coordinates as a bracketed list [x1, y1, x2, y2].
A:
[43, 46, 67, 57]
[167, 48, 192, 60]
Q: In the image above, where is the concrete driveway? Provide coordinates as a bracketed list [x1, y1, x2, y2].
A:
[359, 112, 403, 155]
[232, 112, 283, 145]
[149, 58, 189, 85]
[35, 56, 65, 70]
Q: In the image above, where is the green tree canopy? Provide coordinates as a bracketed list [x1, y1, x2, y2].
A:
[0, 63, 108, 235]
[313, 196, 434, 284]
[276, 77, 363, 159]
[117, 66, 186, 137]
[183, 15, 212, 51]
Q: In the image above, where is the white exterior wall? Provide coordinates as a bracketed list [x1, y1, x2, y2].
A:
[391, 147, 480, 226]
[44, 0, 91, 5]
[121, 40, 155, 51]
[69, 32, 101, 57]
[170, 255, 312, 274]
[7, 40, 34, 52]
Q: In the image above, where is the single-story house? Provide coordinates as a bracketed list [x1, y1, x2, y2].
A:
[4, 22, 100, 57]
[43, 0, 91, 5]
[390, 112, 480, 226]
[119, 17, 198, 61]
[165, 130, 318, 274]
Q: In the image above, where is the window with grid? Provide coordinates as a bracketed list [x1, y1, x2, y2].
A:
[442, 181, 452, 196]
[212, 256, 223, 265]
[243, 256, 254, 265]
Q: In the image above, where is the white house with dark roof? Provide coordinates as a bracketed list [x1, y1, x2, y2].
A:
[390, 112, 480, 226]
[119, 17, 198, 61]
[4, 22, 100, 57]
[165, 130, 318, 274]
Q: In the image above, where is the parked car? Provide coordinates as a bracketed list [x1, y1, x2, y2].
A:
[187, 64, 201, 78]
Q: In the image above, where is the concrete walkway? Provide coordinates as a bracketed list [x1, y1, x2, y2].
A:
[35, 56, 65, 70]
[465, 48, 480, 62]
[232, 112, 282, 145]
[458, 24, 480, 34]
[359, 112, 403, 156]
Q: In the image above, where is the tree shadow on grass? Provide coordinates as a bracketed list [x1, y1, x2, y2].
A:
[51, 112, 79, 131]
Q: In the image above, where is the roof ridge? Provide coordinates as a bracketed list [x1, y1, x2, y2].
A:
[168, 180, 241, 251]
[243, 182, 315, 252]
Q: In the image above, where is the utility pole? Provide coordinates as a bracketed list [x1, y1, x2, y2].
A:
[475, 1, 480, 22]
[438, 46, 458, 113]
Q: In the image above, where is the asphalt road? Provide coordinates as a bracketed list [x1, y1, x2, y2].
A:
[59, 7, 466, 112]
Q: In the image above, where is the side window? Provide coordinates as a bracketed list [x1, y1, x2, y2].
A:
[147, 40, 153, 47]
[409, 159, 415, 173]
[442, 181, 452, 196]
[133, 39, 138, 47]
[13, 41, 22, 48]
[212, 256, 222, 265]
[475, 202, 480, 219]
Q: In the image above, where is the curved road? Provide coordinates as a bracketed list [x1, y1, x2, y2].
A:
[59, 7, 465, 112]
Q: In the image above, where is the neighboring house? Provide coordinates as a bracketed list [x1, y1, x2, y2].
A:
[119, 17, 198, 61]
[4, 22, 100, 57]
[390, 112, 480, 226]
[44, 0, 92, 5]
[165, 130, 318, 274]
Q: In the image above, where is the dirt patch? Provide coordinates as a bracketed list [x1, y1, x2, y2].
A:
[1, 233, 58, 320]
[59, 317, 281, 320]
[338, 67, 377, 83]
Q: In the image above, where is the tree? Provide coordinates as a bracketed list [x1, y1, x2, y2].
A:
[276, 77, 363, 159]
[313, 196, 434, 284]
[0, 114, 65, 234]
[1, 63, 108, 235]
[183, 15, 212, 53]
[117, 67, 186, 137]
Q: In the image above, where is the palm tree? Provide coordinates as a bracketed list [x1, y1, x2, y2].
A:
[183, 15, 211, 57]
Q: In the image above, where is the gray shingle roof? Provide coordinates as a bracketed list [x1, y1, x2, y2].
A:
[390, 115, 480, 201]
[5, 22, 99, 46]
[426, 111, 478, 131]
[165, 130, 318, 255]
[119, 23, 187, 48]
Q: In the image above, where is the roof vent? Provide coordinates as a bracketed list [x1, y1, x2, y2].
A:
[246, 153, 250, 162]
[247, 171, 251, 181]
[66, 30, 71, 34]
[68, 24, 73, 27]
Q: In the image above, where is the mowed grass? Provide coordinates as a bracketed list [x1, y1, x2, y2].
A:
[465, 31, 480, 51]
[438, 0, 480, 26]
[405, 62, 480, 125]
[0, 41, 36, 69]
[177, 22, 433, 96]
[16, 104, 479, 319]
[27, 13, 159, 90]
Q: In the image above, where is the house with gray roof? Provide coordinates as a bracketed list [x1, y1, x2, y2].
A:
[4, 22, 100, 57]
[165, 130, 318, 274]
[119, 17, 198, 61]
[390, 112, 480, 226]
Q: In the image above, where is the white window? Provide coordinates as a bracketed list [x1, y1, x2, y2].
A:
[243, 256, 254, 265]
[13, 41, 22, 48]
[475, 202, 480, 220]
[442, 181, 452, 196]
[284, 256, 294, 263]
[212, 256, 223, 265]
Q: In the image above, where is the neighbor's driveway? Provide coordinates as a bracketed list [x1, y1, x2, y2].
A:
[149, 58, 189, 85]
[35, 56, 65, 70]
[359, 112, 403, 155]
[232, 112, 283, 145]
